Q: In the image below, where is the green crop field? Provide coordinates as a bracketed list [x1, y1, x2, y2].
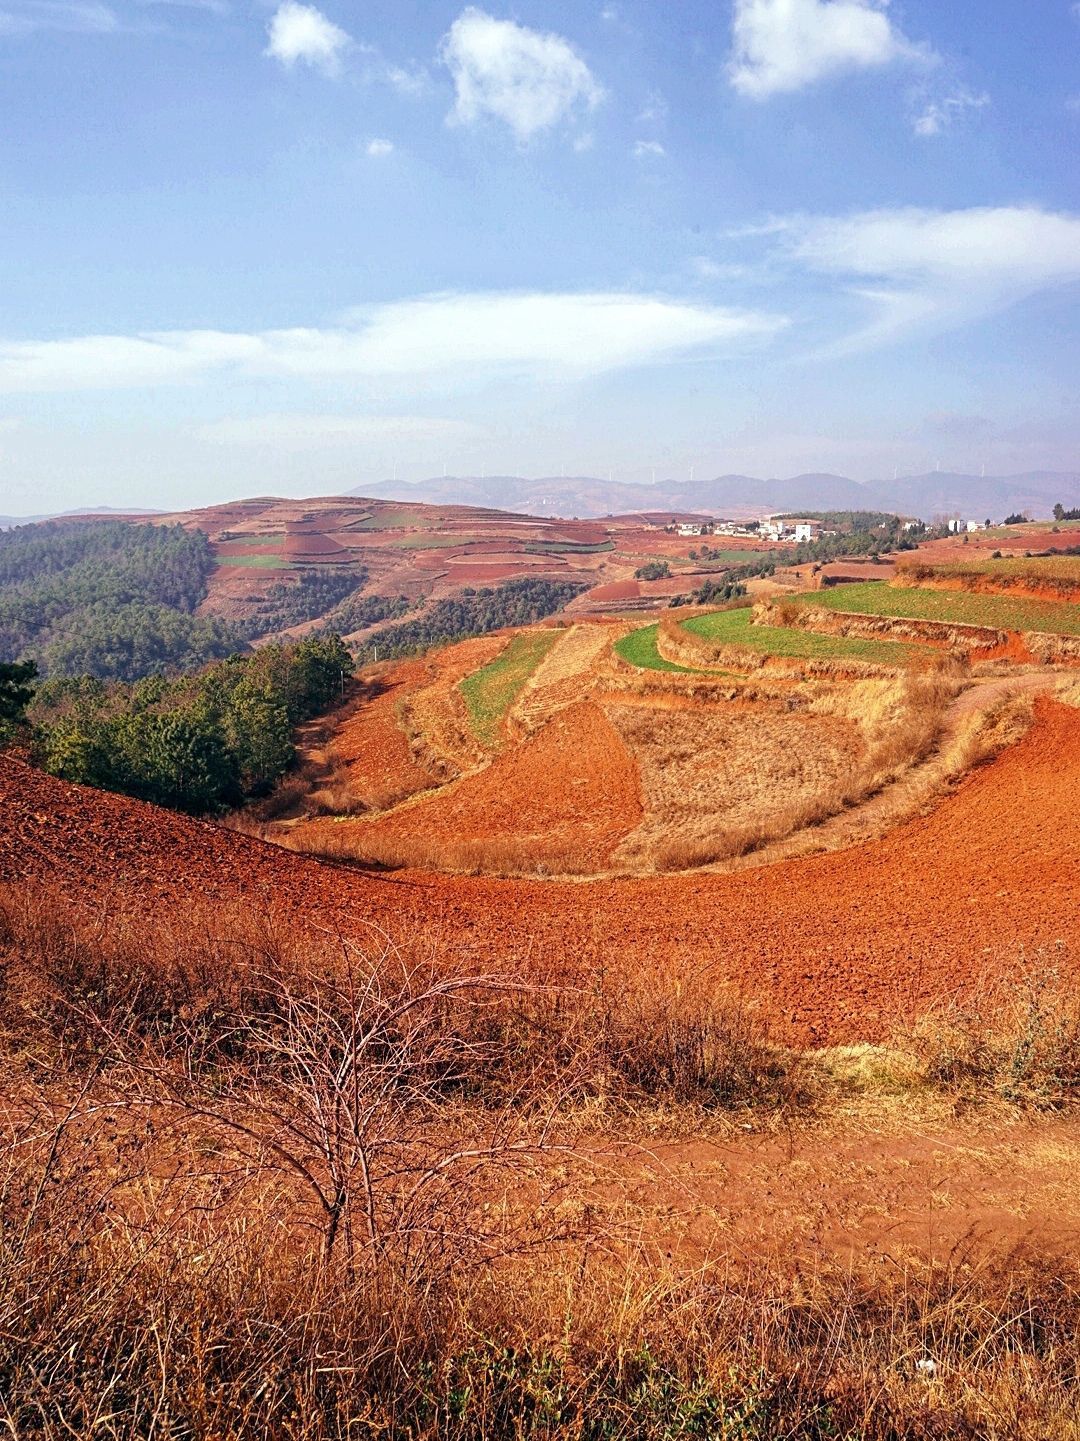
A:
[612, 624, 702, 673]
[802, 582, 1080, 636]
[460, 629, 563, 745]
[217, 532, 285, 548]
[683, 607, 920, 663]
[385, 534, 479, 550]
[524, 540, 614, 555]
[213, 552, 291, 569]
[671, 548, 773, 569]
[352, 511, 434, 531]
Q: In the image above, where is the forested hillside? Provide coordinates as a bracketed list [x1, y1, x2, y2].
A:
[29, 634, 353, 813]
[365, 576, 588, 657]
[0, 521, 240, 679]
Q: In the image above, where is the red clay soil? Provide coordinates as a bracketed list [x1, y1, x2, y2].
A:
[1, 696, 1078, 1047]
[589, 581, 641, 602]
[345, 700, 642, 872]
[324, 659, 438, 808]
[282, 531, 350, 560]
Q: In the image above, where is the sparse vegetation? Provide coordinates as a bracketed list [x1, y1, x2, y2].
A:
[0, 884, 1078, 1438]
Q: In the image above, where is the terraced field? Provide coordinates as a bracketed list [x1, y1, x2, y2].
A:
[681, 606, 922, 663]
[910, 555, 1080, 583]
[459, 629, 563, 745]
[804, 582, 1080, 636]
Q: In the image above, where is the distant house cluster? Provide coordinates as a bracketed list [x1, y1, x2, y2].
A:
[667, 517, 824, 542]
[947, 518, 989, 534]
[758, 518, 823, 543]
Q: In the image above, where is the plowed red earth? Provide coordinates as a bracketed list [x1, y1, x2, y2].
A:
[2, 698, 1078, 1046]
[327, 661, 437, 808]
[338, 700, 642, 872]
[586, 581, 640, 602]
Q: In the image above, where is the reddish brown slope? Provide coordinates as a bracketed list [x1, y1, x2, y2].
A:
[1, 697, 1077, 1045]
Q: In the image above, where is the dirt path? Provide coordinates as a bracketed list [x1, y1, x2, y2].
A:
[946, 669, 1060, 722]
[549, 1109, 1080, 1269]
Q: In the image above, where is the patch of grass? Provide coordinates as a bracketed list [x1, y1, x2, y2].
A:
[612, 624, 701, 673]
[683, 606, 920, 662]
[352, 510, 434, 531]
[460, 629, 563, 745]
[671, 548, 774, 568]
[385, 533, 480, 550]
[524, 540, 615, 555]
[217, 532, 286, 548]
[803, 581, 1080, 636]
[213, 552, 292, 569]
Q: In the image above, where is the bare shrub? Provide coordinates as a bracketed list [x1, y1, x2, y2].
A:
[909, 961, 1080, 1108]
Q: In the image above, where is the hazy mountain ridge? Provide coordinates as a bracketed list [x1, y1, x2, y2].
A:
[350, 471, 1080, 522]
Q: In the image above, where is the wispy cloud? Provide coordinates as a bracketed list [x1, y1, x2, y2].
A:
[632, 139, 666, 158]
[779, 204, 1080, 348]
[440, 7, 604, 143]
[0, 1, 118, 35]
[913, 87, 989, 137]
[365, 138, 394, 157]
[729, 0, 934, 100]
[0, 291, 787, 394]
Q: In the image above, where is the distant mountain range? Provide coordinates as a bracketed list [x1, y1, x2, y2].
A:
[348, 471, 1080, 523]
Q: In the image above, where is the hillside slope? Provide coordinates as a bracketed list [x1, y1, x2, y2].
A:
[2, 697, 1077, 1045]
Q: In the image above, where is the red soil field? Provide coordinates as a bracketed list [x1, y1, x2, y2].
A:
[215, 542, 283, 558]
[2, 696, 1078, 1047]
[328, 660, 438, 808]
[282, 531, 350, 560]
[337, 700, 642, 872]
[588, 581, 641, 602]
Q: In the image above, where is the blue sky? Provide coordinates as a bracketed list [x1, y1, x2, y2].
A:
[1, 0, 1078, 511]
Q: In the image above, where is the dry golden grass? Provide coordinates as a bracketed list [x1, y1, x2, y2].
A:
[1, 884, 1079, 1438]
[607, 670, 956, 873]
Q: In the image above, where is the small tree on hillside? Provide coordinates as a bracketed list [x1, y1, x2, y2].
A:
[0, 659, 37, 739]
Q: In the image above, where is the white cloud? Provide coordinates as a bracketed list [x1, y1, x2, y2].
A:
[729, 0, 932, 99]
[781, 205, 1080, 348]
[197, 413, 480, 449]
[440, 7, 604, 142]
[913, 87, 989, 137]
[633, 139, 666, 158]
[0, 292, 786, 393]
[366, 137, 394, 157]
[572, 132, 595, 152]
[264, 1, 349, 75]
